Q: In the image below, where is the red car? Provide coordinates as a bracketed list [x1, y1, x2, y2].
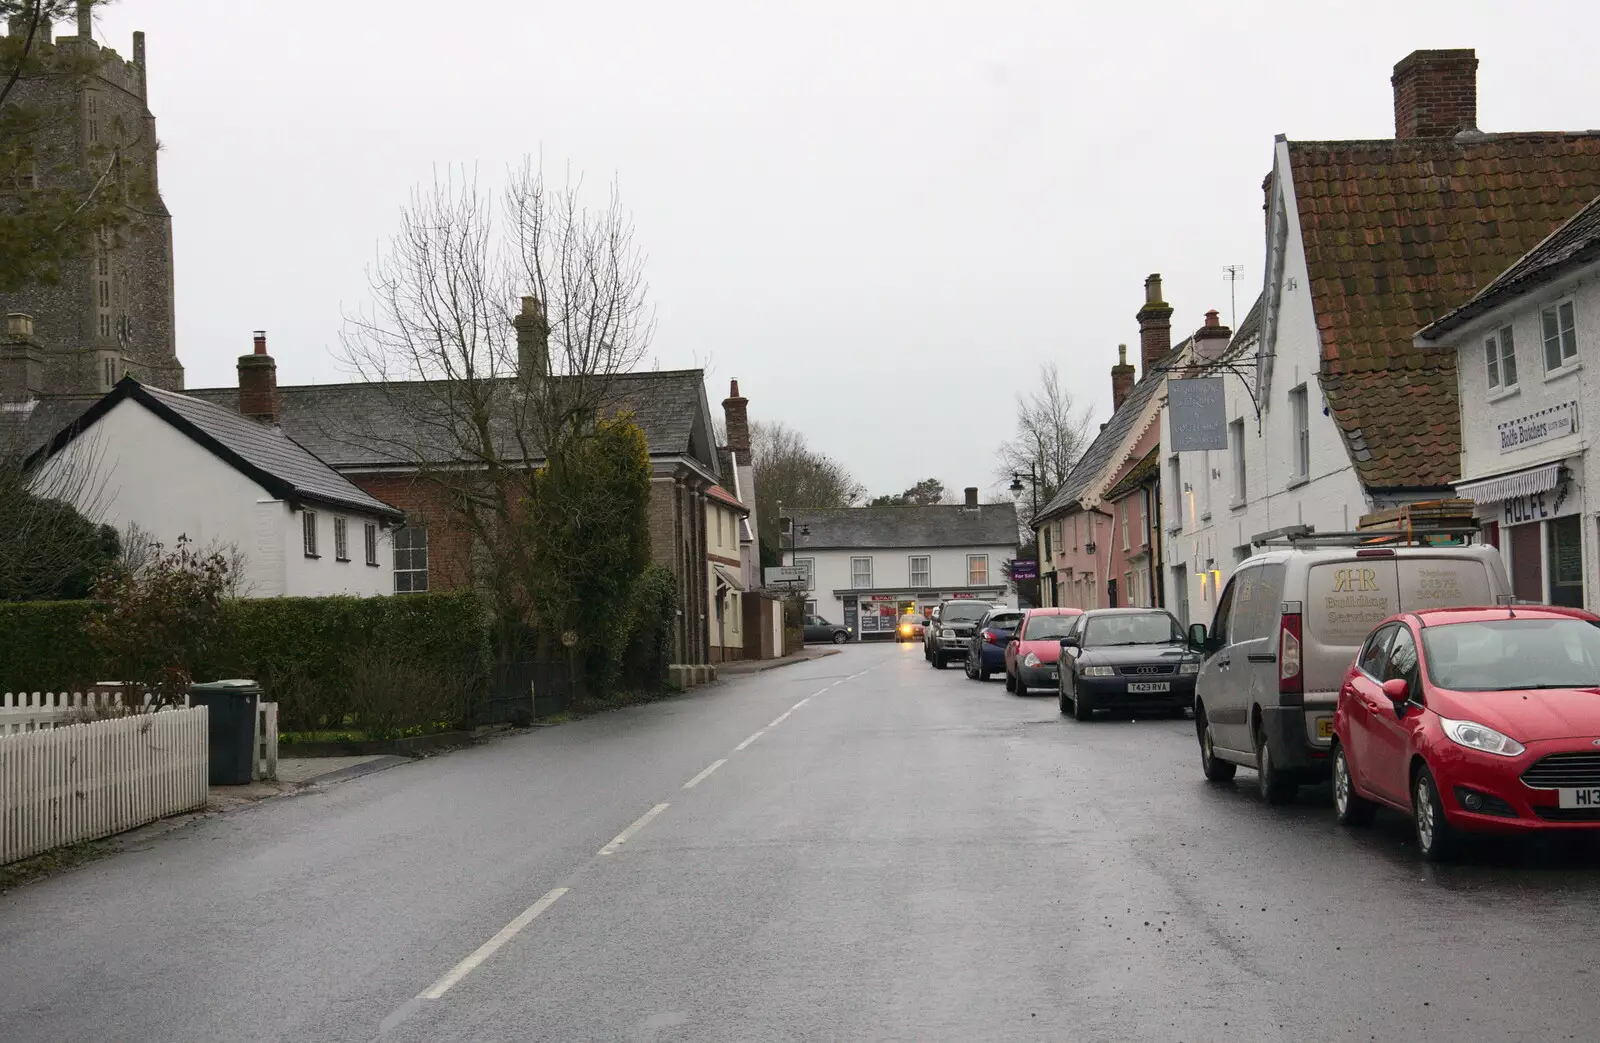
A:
[1004, 608, 1083, 696]
[1332, 604, 1600, 861]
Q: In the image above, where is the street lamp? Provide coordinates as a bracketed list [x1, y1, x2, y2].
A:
[1009, 468, 1040, 524]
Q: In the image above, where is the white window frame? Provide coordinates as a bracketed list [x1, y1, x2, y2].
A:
[364, 522, 379, 567]
[302, 510, 318, 558]
[1541, 299, 1578, 374]
[967, 553, 989, 586]
[851, 556, 873, 589]
[1120, 499, 1130, 550]
[394, 524, 429, 593]
[1289, 385, 1310, 482]
[1168, 455, 1182, 531]
[909, 555, 931, 587]
[1229, 418, 1246, 505]
[1138, 490, 1148, 547]
[1123, 570, 1134, 607]
[334, 517, 349, 562]
[795, 556, 815, 591]
[1485, 325, 1517, 391]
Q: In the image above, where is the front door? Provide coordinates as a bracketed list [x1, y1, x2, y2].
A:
[1509, 522, 1543, 603]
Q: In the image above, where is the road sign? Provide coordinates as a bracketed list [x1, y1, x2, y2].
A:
[1009, 558, 1038, 581]
[764, 566, 808, 588]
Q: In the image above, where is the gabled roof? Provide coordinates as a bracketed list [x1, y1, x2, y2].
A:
[184, 369, 718, 476]
[27, 378, 403, 520]
[707, 484, 748, 514]
[1284, 132, 1600, 490]
[1032, 339, 1188, 525]
[1420, 190, 1600, 338]
[1104, 446, 1160, 502]
[789, 502, 1019, 551]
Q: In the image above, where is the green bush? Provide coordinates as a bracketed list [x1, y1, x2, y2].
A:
[614, 564, 676, 692]
[0, 600, 97, 691]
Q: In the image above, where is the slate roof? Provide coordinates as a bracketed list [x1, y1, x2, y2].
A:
[1420, 190, 1600, 338]
[1032, 338, 1190, 525]
[1285, 132, 1600, 490]
[28, 378, 402, 519]
[185, 369, 714, 472]
[789, 502, 1019, 551]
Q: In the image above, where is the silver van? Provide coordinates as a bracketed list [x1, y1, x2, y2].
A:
[1186, 542, 1510, 803]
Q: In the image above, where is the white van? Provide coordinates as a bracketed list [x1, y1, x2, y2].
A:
[1187, 542, 1510, 803]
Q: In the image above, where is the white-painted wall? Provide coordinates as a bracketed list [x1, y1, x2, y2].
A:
[33, 398, 394, 598]
[784, 543, 1017, 628]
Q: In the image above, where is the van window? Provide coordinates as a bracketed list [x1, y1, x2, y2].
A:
[1396, 558, 1493, 612]
[1232, 563, 1286, 643]
[1211, 576, 1238, 645]
[1307, 561, 1400, 646]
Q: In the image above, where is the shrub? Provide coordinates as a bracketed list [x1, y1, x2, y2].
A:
[0, 600, 96, 691]
[614, 564, 676, 693]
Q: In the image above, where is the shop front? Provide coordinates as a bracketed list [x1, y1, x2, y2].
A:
[840, 586, 1011, 640]
[1458, 460, 1588, 609]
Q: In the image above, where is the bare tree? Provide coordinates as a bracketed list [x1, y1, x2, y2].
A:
[339, 160, 654, 650]
[996, 362, 1093, 511]
[749, 420, 863, 550]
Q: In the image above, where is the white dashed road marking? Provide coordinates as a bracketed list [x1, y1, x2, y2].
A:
[597, 803, 671, 856]
[416, 887, 569, 1001]
[682, 759, 727, 790]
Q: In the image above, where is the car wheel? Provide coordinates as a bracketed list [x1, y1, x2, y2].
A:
[934, 653, 947, 670]
[1058, 676, 1073, 716]
[1332, 743, 1376, 827]
[1004, 670, 1016, 692]
[1014, 674, 1029, 697]
[1412, 764, 1460, 863]
[832, 631, 847, 645]
[1197, 707, 1236, 782]
[977, 661, 991, 682]
[1255, 729, 1296, 805]
[964, 653, 977, 680]
[1073, 679, 1094, 721]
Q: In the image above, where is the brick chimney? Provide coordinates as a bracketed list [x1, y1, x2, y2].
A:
[238, 330, 278, 425]
[512, 295, 550, 379]
[722, 379, 750, 457]
[1136, 274, 1173, 376]
[1110, 344, 1135, 410]
[964, 486, 979, 509]
[1392, 49, 1478, 139]
[1192, 309, 1232, 363]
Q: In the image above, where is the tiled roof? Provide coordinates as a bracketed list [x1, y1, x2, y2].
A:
[789, 502, 1019, 551]
[1286, 132, 1600, 490]
[707, 484, 748, 513]
[1420, 190, 1600, 338]
[186, 369, 713, 472]
[1033, 338, 1190, 524]
[1104, 446, 1160, 502]
[28, 379, 402, 519]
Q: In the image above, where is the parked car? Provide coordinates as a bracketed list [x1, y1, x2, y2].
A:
[1058, 608, 1195, 718]
[1187, 543, 1510, 804]
[1003, 608, 1083, 695]
[925, 599, 994, 669]
[896, 614, 927, 643]
[964, 608, 1024, 681]
[1332, 604, 1600, 861]
[803, 614, 851, 644]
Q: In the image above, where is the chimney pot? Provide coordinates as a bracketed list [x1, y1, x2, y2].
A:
[252, 330, 267, 355]
[512, 295, 551, 380]
[238, 330, 279, 425]
[964, 486, 979, 509]
[1204, 310, 1219, 327]
[1392, 48, 1478, 139]
[1111, 343, 1137, 410]
[722, 377, 751, 457]
[1136, 274, 1174, 377]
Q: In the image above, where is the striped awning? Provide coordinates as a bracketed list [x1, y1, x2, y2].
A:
[1454, 462, 1563, 505]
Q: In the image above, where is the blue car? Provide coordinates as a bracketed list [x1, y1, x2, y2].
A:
[964, 608, 1024, 682]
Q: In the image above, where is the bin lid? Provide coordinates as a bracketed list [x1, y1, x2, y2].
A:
[190, 678, 260, 690]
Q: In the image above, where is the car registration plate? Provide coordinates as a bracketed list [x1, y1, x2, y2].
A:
[1048, 670, 1058, 681]
[1316, 719, 1335, 738]
[1557, 788, 1600, 809]
[1127, 682, 1170, 694]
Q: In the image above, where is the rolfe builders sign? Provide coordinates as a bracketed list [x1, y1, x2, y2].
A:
[1499, 401, 1577, 454]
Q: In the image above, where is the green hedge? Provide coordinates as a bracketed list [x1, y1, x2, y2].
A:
[0, 591, 491, 736]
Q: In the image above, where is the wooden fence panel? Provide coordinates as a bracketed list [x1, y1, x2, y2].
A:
[0, 706, 209, 865]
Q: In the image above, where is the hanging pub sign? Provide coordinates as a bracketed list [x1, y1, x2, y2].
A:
[1168, 377, 1229, 452]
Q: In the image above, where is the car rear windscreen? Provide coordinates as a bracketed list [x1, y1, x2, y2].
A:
[941, 603, 990, 622]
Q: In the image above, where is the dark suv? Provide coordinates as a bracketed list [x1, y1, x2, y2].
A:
[925, 599, 996, 669]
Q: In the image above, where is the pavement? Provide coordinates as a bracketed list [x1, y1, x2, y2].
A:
[715, 645, 841, 676]
[3, 643, 1600, 1041]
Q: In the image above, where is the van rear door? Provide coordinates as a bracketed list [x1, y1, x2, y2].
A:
[1395, 556, 1495, 612]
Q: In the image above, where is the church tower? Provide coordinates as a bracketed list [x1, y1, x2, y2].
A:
[0, 2, 182, 399]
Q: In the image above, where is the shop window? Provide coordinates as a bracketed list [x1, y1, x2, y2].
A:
[1547, 515, 1583, 608]
[1481, 520, 1499, 550]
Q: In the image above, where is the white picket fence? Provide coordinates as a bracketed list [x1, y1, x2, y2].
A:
[0, 706, 210, 865]
[1, 688, 279, 782]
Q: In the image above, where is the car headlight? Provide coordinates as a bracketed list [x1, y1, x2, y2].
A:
[1023, 652, 1041, 668]
[1178, 660, 1200, 675]
[941, 628, 955, 639]
[1082, 665, 1115, 677]
[1439, 716, 1526, 758]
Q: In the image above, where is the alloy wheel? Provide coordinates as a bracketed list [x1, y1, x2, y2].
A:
[1415, 775, 1436, 850]
[1334, 752, 1351, 816]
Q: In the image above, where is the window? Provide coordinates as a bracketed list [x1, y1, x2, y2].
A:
[364, 522, 379, 566]
[102, 357, 117, 389]
[1072, 513, 1079, 549]
[1289, 385, 1310, 481]
[1124, 570, 1135, 606]
[805, 600, 817, 616]
[1485, 325, 1517, 390]
[1542, 301, 1578, 372]
[394, 525, 429, 592]
[1230, 419, 1246, 504]
[99, 314, 110, 338]
[1382, 626, 1420, 694]
[795, 556, 815, 591]
[302, 510, 318, 557]
[1138, 491, 1148, 547]
[851, 556, 872, 588]
[1199, 450, 1212, 517]
[1358, 624, 1396, 678]
[334, 517, 349, 561]
[731, 593, 740, 633]
[909, 555, 931, 587]
[1120, 500, 1129, 550]
[1042, 525, 1052, 562]
[1547, 515, 1583, 608]
[967, 554, 988, 585]
[1168, 456, 1182, 530]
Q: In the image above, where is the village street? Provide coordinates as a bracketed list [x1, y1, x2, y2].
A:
[4, 645, 1600, 1042]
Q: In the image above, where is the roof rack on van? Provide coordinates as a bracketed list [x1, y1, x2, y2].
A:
[1250, 525, 1480, 548]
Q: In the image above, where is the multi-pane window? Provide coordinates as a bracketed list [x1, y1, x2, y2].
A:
[1138, 491, 1148, 546]
[909, 555, 931, 587]
[1168, 456, 1182, 529]
[334, 517, 349, 561]
[967, 554, 989, 586]
[1230, 419, 1246, 503]
[1542, 301, 1578, 372]
[1120, 500, 1130, 549]
[1042, 526, 1052, 561]
[364, 523, 379, 566]
[795, 556, 815, 591]
[1485, 325, 1517, 390]
[851, 556, 873, 588]
[394, 525, 429, 593]
[302, 510, 318, 557]
[1289, 385, 1310, 480]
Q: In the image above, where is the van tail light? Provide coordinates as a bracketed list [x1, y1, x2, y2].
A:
[1279, 603, 1303, 696]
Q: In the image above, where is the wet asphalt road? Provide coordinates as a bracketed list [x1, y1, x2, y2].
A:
[4, 643, 1600, 1042]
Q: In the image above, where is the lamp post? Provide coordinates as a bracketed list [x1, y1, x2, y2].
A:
[1009, 468, 1040, 524]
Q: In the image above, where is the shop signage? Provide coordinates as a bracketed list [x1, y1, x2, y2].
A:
[1503, 482, 1573, 525]
[1009, 558, 1038, 580]
[1498, 401, 1578, 454]
[950, 592, 976, 599]
[865, 594, 895, 601]
[1168, 377, 1229, 451]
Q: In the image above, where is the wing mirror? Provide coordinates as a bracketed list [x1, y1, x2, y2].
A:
[1381, 678, 1410, 706]
[1059, 635, 1080, 650]
[1187, 623, 1208, 652]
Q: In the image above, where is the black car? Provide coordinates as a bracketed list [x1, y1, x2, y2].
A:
[1058, 608, 1198, 721]
[803, 614, 852, 644]
[924, 599, 994, 669]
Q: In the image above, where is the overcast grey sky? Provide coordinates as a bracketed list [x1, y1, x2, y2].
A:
[93, 0, 1600, 500]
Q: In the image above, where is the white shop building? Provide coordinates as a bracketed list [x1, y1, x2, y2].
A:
[1417, 193, 1600, 608]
